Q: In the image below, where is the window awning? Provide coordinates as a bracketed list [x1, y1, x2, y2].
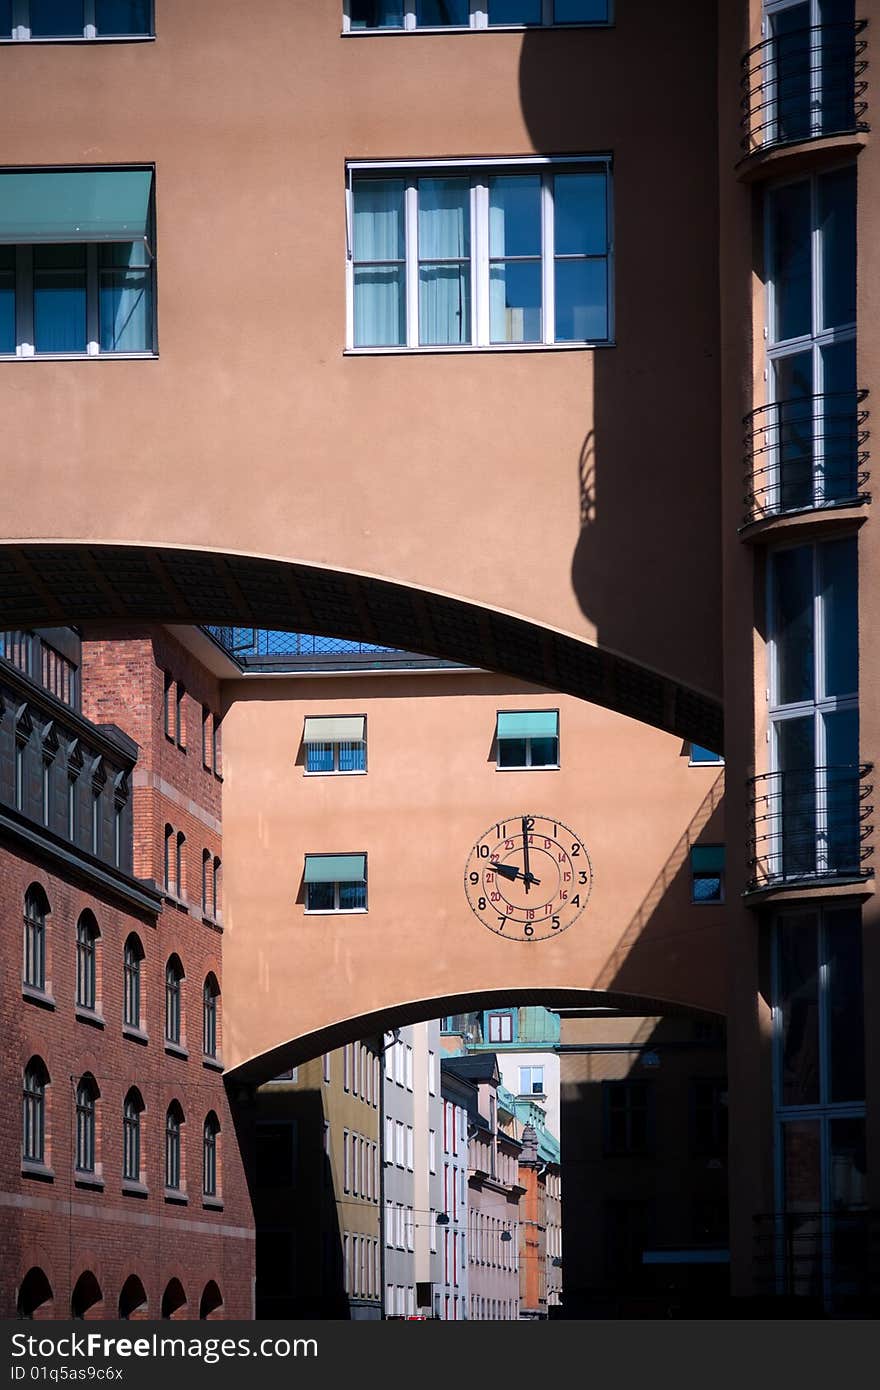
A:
[496, 710, 558, 740]
[303, 715, 365, 743]
[0, 169, 153, 245]
[690, 845, 725, 873]
[304, 854, 366, 884]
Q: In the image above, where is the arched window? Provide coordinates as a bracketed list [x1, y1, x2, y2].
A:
[75, 911, 99, 1011]
[75, 1075, 99, 1174]
[123, 1089, 144, 1183]
[165, 1101, 184, 1190]
[176, 831, 186, 900]
[123, 934, 144, 1029]
[203, 975, 219, 1059]
[203, 1112, 220, 1197]
[161, 1278, 187, 1320]
[22, 1058, 48, 1164]
[199, 1280, 223, 1320]
[202, 849, 211, 915]
[118, 1274, 148, 1321]
[212, 857, 221, 917]
[17, 1267, 53, 1320]
[23, 884, 48, 991]
[165, 955, 184, 1045]
[70, 1271, 102, 1321]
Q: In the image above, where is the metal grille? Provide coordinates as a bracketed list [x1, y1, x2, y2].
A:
[753, 1210, 880, 1309]
[205, 627, 400, 658]
[740, 21, 868, 156]
[743, 391, 869, 526]
[748, 764, 873, 889]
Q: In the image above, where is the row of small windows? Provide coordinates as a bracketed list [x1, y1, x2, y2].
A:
[23, 1060, 222, 1195]
[162, 824, 221, 917]
[303, 710, 560, 775]
[17, 1268, 223, 1322]
[0, 0, 151, 39]
[345, 1, 610, 30]
[162, 672, 222, 775]
[22, 886, 220, 1055]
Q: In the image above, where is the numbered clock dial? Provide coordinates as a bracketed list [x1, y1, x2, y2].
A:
[464, 814, 593, 942]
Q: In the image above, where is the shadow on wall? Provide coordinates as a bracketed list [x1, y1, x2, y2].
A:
[518, 0, 723, 711]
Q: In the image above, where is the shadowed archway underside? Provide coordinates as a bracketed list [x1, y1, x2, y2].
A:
[0, 544, 723, 748]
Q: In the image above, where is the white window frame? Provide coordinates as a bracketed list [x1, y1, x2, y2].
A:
[304, 859, 368, 914]
[3, 0, 155, 41]
[345, 155, 613, 353]
[341, 1, 613, 34]
[303, 715, 367, 776]
[761, 0, 855, 147]
[405, 1044, 414, 1091]
[406, 1124, 414, 1171]
[519, 1064, 545, 1095]
[487, 1011, 513, 1043]
[429, 1127, 436, 1174]
[428, 1049, 436, 1095]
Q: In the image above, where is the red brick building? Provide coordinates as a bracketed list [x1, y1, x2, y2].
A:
[0, 626, 253, 1320]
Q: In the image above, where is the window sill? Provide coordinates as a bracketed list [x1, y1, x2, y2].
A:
[74, 1171, 104, 1191]
[164, 1188, 189, 1205]
[201, 914, 223, 931]
[340, 23, 612, 36]
[164, 1041, 189, 1060]
[0, 35, 156, 44]
[0, 351, 158, 361]
[495, 765, 560, 772]
[122, 1179, 149, 1198]
[22, 984, 55, 1009]
[202, 1196, 224, 1211]
[303, 909, 368, 916]
[21, 1160, 54, 1182]
[122, 1023, 149, 1045]
[303, 769, 368, 777]
[163, 891, 188, 911]
[343, 341, 613, 357]
[202, 1055, 224, 1072]
[75, 1005, 105, 1028]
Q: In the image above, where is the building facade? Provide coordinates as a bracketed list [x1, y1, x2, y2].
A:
[382, 1021, 442, 1317]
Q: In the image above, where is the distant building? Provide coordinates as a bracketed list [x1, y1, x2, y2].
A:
[382, 1021, 442, 1317]
[439, 1066, 472, 1320]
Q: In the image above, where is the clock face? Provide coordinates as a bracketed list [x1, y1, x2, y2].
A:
[464, 814, 593, 942]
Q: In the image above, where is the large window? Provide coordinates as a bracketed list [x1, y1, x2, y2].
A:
[495, 709, 559, 768]
[0, 1, 153, 39]
[0, 170, 156, 357]
[75, 911, 98, 1010]
[764, 164, 857, 513]
[303, 716, 366, 774]
[304, 854, 367, 912]
[123, 1088, 143, 1182]
[767, 537, 859, 879]
[75, 1075, 98, 1174]
[761, 0, 860, 147]
[344, 1, 611, 31]
[348, 158, 611, 350]
[165, 1102, 183, 1191]
[165, 955, 184, 1045]
[203, 1113, 220, 1197]
[203, 974, 219, 1059]
[518, 1065, 545, 1095]
[22, 1058, 48, 1164]
[22, 884, 48, 991]
[603, 1080, 653, 1154]
[123, 933, 143, 1028]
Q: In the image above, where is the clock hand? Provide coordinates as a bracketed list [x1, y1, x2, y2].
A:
[521, 817, 532, 895]
[492, 861, 541, 887]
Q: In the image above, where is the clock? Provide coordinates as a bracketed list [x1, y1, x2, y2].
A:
[464, 814, 593, 942]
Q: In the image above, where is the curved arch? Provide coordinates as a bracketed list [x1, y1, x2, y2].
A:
[160, 1278, 187, 1321]
[0, 543, 723, 748]
[118, 1274, 148, 1320]
[71, 1271, 103, 1320]
[199, 1280, 223, 1320]
[17, 1267, 53, 1320]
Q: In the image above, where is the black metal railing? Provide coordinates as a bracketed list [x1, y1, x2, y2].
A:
[743, 390, 870, 525]
[741, 21, 868, 156]
[753, 1210, 880, 1310]
[203, 626, 464, 672]
[747, 764, 873, 889]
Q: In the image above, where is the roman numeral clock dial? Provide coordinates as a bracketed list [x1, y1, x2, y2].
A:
[464, 814, 593, 942]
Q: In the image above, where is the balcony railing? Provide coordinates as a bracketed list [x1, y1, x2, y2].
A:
[740, 20, 868, 156]
[743, 390, 870, 526]
[747, 764, 873, 889]
[753, 1210, 879, 1310]
[203, 626, 465, 672]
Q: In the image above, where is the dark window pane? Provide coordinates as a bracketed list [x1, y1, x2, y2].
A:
[693, 873, 722, 902]
[777, 717, 817, 878]
[30, 0, 83, 36]
[489, 176, 541, 257]
[774, 351, 814, 512]
[772, 545, 815, 704]
[555, 259, 607, 342]
[529, 735, 558, 766]
[769, 180, 812, 343]
[826, 908, 864, 1101]
[771, 4, 812, 144]
[497, 737, 527, 768]
[306, 881, 335, 911]
[778, 916, 820, 1106]
[305, 742, 334, 773]
[824, 709, 860, 872]
[819, 166, 856, 330]
[821, 338, 858, 502]
[489, 0, 542, 21]
[416, 0, 469, 22]
[349, 1, 404, 28]
[338, 881, 366, 910]
[819, 0, 857, 136]
[829, 1116, 866, 1209]
[821, 537, 858, 697]
[95, 0, 151, 32]
[554, 172, 606, 256]
[0, 1, 11, 37]
[338, 740, 366, 772]
[33, 245, 86, 353]
[0, 246, 14, 353]
[554, 0, 609, 18]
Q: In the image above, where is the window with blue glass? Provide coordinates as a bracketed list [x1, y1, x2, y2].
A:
[344, 1, 610, 30]
[304, 854, 368, 912]
[691, 845, 725, 903]
[689, 743, 724, 766]
[496, 709, 559, 768]
[0, 168, 156, 357]
[303, 716, 367, 774]
[348, 158, 611, 349]
[0, 1, 152, 39]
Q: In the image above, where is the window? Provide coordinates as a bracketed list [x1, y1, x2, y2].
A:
[163, 823, 173, 892]
[406, 1125, 414, 1171]
[175, 683, 186, 748]
[495, 709, 559, 768]
[1, 1, 153, 39]
[0, 170, 155, 357]
[304, 854, 367, 911]
[23, 884, 48, 991]
[603, 1080, 653, 1154]
[165, 1102, 183, 1190]
[75, 911, 98, 1010]
[395, 1120, 405, 1167]
[303, 715, 366, 773]
[691, 1078, 728, 1158]
[405, 1045, 414, 1091]
[176, 831, 186, 899]
[123, 933, 143, 1028]
[201, 706, 212, 770]
[689, 743, 724, 766]
[343, 1, 611, 31]
[691, 845, 725, 903]
[428, 1049, 436, 1095]
[518, 1065, 545, 1096]
[202, 850, 211, 916]
[123, 1088, 143, 1182]
[22, 1058, 48, 1164]
[764, 165, 857, 514]
[203, 1113, 220, 1197]
[347, 158, 611, 350]
[761, 0, 861, 148]
[767, 538, 859, 880]
[75, 1075, 97, 1174]
[203, 974, 219, 1058]
[429, 1128, 436, 1174]
[212, 856, 221, 917]
[165, 955, 184, 1045]
[487, 1011, 513, 1044]
[163, 673, 174, 738]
